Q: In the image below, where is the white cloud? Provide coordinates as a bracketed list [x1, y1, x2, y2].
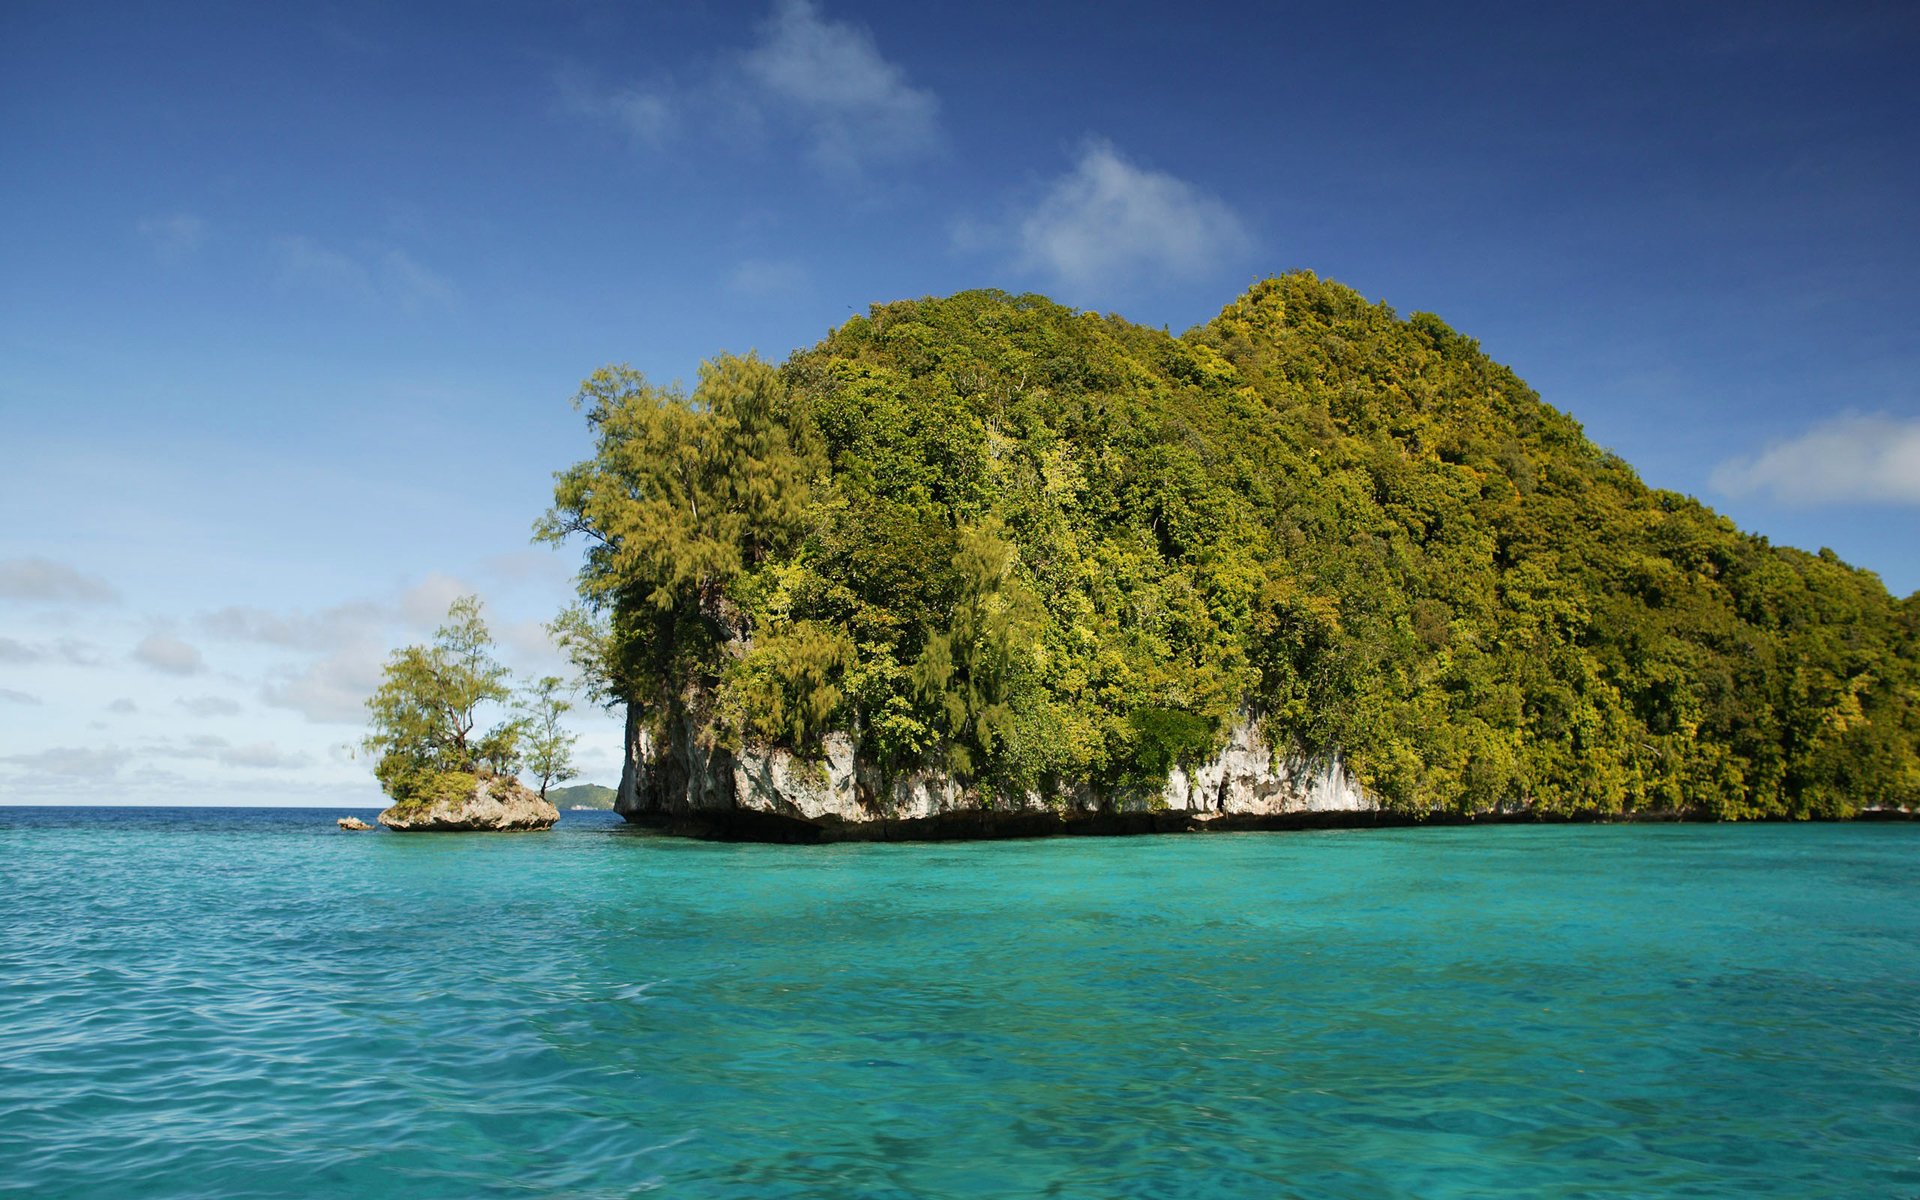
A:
[56, 638, 103, 666]
[107, 697, 138, 714]
[144, 734, 310, 770]
[262, 641, 387, 724]
[177, 695, 243, 718]
[200, 600, 386, 652]
[1010, 139, 1251, 293]
[1, 635, 106, 665]
[1, 745, 132, 781]
[0, 557, 120, 604]
[399, 573, 477, 627]
[480, 549, 574, 586]
[271, 235, 457, 312]
[137, 213, 207, 261]
[198, 575, 479, 725]
[0, 687, 39, 705]
[1711, 413, 1920, 506]
[133, 632, 206, 676]
[565, 0, 936, 176]
[742, 0, 939, 172]
[219, 741, 310, 770]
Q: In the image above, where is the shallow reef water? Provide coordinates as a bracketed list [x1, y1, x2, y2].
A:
[2, 807, 1916, 1198]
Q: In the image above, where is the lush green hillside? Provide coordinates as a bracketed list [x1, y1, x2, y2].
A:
[543, 273, 1919, 818]
[548, 783, 616, 809]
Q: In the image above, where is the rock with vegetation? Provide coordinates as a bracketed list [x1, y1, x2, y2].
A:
[376, 771, 558, 832]
[542, 274, 1919, 840]
[547, 783, 617, 809]
[362, 596, 570, 832]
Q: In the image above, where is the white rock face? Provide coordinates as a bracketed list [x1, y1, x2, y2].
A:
[733, 732, 863, 821]
[378, 774, 560, 832]
[1161, 718, 1371, 818]
[615, 711, 1375, 835]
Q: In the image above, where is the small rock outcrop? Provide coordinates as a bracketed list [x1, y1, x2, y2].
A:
[378, 774, 559, 832]
[336, 816, 374, 830]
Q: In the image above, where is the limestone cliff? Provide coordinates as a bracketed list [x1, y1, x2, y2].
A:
[614, 708, 1377, 841]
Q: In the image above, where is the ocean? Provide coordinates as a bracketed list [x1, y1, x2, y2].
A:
[2, 807, 1916, 1198]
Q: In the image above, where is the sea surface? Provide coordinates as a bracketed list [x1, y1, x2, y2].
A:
[1, 808, 1916, 1199]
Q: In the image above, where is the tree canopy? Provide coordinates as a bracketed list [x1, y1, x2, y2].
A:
[543, 274, 1920, 818]
[363, 596, 530, 806]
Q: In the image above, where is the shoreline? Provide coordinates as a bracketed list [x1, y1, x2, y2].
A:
[618, 804, 1920, 844]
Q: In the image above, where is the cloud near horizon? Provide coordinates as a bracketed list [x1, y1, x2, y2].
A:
[1710, 413, 1920, 506]
[1005, 139, 1252, 295]
[150, 734, 311, 770]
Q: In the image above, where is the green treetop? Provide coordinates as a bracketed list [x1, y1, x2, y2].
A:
[522, 674, 580, 801]
[363, 596, 527, 805]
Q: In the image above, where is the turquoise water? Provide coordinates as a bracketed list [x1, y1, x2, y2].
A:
[1, 810, 1916, 1198]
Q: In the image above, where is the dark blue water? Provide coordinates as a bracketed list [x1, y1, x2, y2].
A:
[1, 808, 1916, 1198]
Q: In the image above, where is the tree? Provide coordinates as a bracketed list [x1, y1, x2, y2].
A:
[536, 353, 823, 719]
[522, 675, 579, 800]
[363, 596, 524, 802]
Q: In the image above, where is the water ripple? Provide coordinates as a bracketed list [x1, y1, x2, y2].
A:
[2, 811, 1918, 1197]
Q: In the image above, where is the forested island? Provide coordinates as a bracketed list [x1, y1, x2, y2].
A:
[539, 273, 1918, 840]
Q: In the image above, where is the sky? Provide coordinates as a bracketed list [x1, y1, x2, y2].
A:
[2, 0, 1916, 806]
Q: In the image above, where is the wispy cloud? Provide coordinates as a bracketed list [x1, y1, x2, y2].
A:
[270, 235, 458, 312]
[200, 600, 386, 652]
[727, 256, 809, 297]
[231, 573, 478, 724]
[176, 695, 243, 718]
[559, 70, 676, 147]
[1, 745, 132, 781]
[133, 632, 206, 676]
[1000, 139, 1252, 294]
[151, 735, 310, 770]
[137, 213, 207, 262]
[261, 642, 386, 724]
[0, 557, 121, 605]
[399, 573, 478, 626]
[565, 0, 937, 176]
[0, 635, 105, 666]
[0, 687, 39, 705]
[1711, 413, 1920, 506]
[742, 0, 939, 172]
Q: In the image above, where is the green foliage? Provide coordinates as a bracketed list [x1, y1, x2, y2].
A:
[362, 596, 525, 802]
[547, 783, 617, 809]
[522, 675, 580, 800]
[545, 275, 1920, 816]
[377, 768, 482, 816]
[537, 354, 823, 733]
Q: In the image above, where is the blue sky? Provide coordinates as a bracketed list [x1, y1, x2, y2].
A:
[2, 0, 1916, 804]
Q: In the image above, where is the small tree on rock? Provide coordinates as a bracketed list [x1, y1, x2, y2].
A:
[522, 675, 579, 800]
[363, 596, 525, 804]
